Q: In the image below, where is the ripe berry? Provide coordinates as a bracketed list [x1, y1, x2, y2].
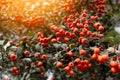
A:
[9, 40, 14, 45]
[67, 51, 73, 57]
[12, 67, 17, 72]
[111, 67, 117, 74]
[74, 58, 81, 63]
[69, 70, 75, 76]
[14, 70, 19, 75]
[41, 54, 47, 60]
[38, 61, 43, 67]
[56, 61, 63, 68]
[91, 54, 98, 60]
[102, 54, 109, 62]
[110, 61, 118, 67]
[51, 38, 57, 43]
[68, 62, 74, 68]
[24, 50, 30, 56]
[94, 22, 100, 29]
[64, 37, 70, 42]
[66, 47, 70, 51]
[81, 38, 87, 44]
[79, 49, 86, 55]
[98, 26, 104, 32]
[22, 36, 27, 41]
[40, 72, 45, 76]
[94, 48, 100, 54]
[10, 53, 16, 61]
[64, 66, 71, 72]
[35, 52, 41, 58]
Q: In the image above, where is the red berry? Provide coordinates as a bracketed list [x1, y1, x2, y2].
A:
[79, 49, 86, 55]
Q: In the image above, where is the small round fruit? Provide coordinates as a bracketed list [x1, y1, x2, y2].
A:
[64, 66, 71, 72]
[68, 62, 74, 68]
[67, 51, 73, 57]
[110, 61, 118, 67]
[38, 61, 43, 67]
[56, 61, 63, 68]
[94, 48, 100, 54]
[41, 54, 47, 60]
[79, 49, 86, 55]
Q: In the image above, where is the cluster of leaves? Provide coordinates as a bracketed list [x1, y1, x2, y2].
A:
[0, 0, 120, 80]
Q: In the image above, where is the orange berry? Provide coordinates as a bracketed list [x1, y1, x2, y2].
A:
[102, 54, 109, 62]
[66, 47, 70, 51]
[111, 67, 117, 74]
[14, 70, 19, 75]
[10, 53, 16, 61]
[51, 38, 57, 43]
[79, 49, 86, 55]
[69, 70, 75, 76]
[91, 53, 98, 60]
[12, 67, 17, 72]
[40, 72, 45, 76]
[94, 48, 100, 54]
[9, 40, 14, 45]
[41, 54, 47, 60]
[16, 43, 19, 47]
[110, 61, 118, 67]
[98, 26, 104, 32]
[38, 61, 43, 67]
[97, 56, 104, 64]
[56, 61, 63, 68]
[73, 28, 78, 33]
[17, 27, 23, 32]
[64, 66, 71, 72]
[22, 36, 27, 40]
[84, 59, 89, 64]
[68, 62, 74, 68]
[67, 51, 73, 57]
[4, 78, 9, 80]
[24, 50, 30, 56]
[90, 16, 95, 20]
[35, 52, 41, 58]
[78, 23, 84, 28]
[88, 63, 92, 68]
[64, 37, 70, 42]
[81, 38, 87, 44]
[94, 22, 100, 29]
[74, 58, 81, 63]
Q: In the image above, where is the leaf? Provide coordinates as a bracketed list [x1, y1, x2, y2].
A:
[78, 45, 82, 50]
[102, 37, 113, 43]
[25, 73, 30, 80]
[22, 58, 32, 63]
[53, 43, 61, 48]
[61, 43, 67, 50]
[35, 43, 44, 53]
[114, 37, 120, 43]
[106, 31, 118, 37]
[35, 43, 41, 51]
[17, 47, 23, 55]
[3, 39, 9, 45]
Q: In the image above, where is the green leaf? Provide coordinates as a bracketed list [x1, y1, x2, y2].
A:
[3, 39, 9, 45]
[106, 31, 118, 37]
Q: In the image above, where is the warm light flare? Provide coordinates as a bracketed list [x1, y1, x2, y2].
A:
[0, 0, 65, 19]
